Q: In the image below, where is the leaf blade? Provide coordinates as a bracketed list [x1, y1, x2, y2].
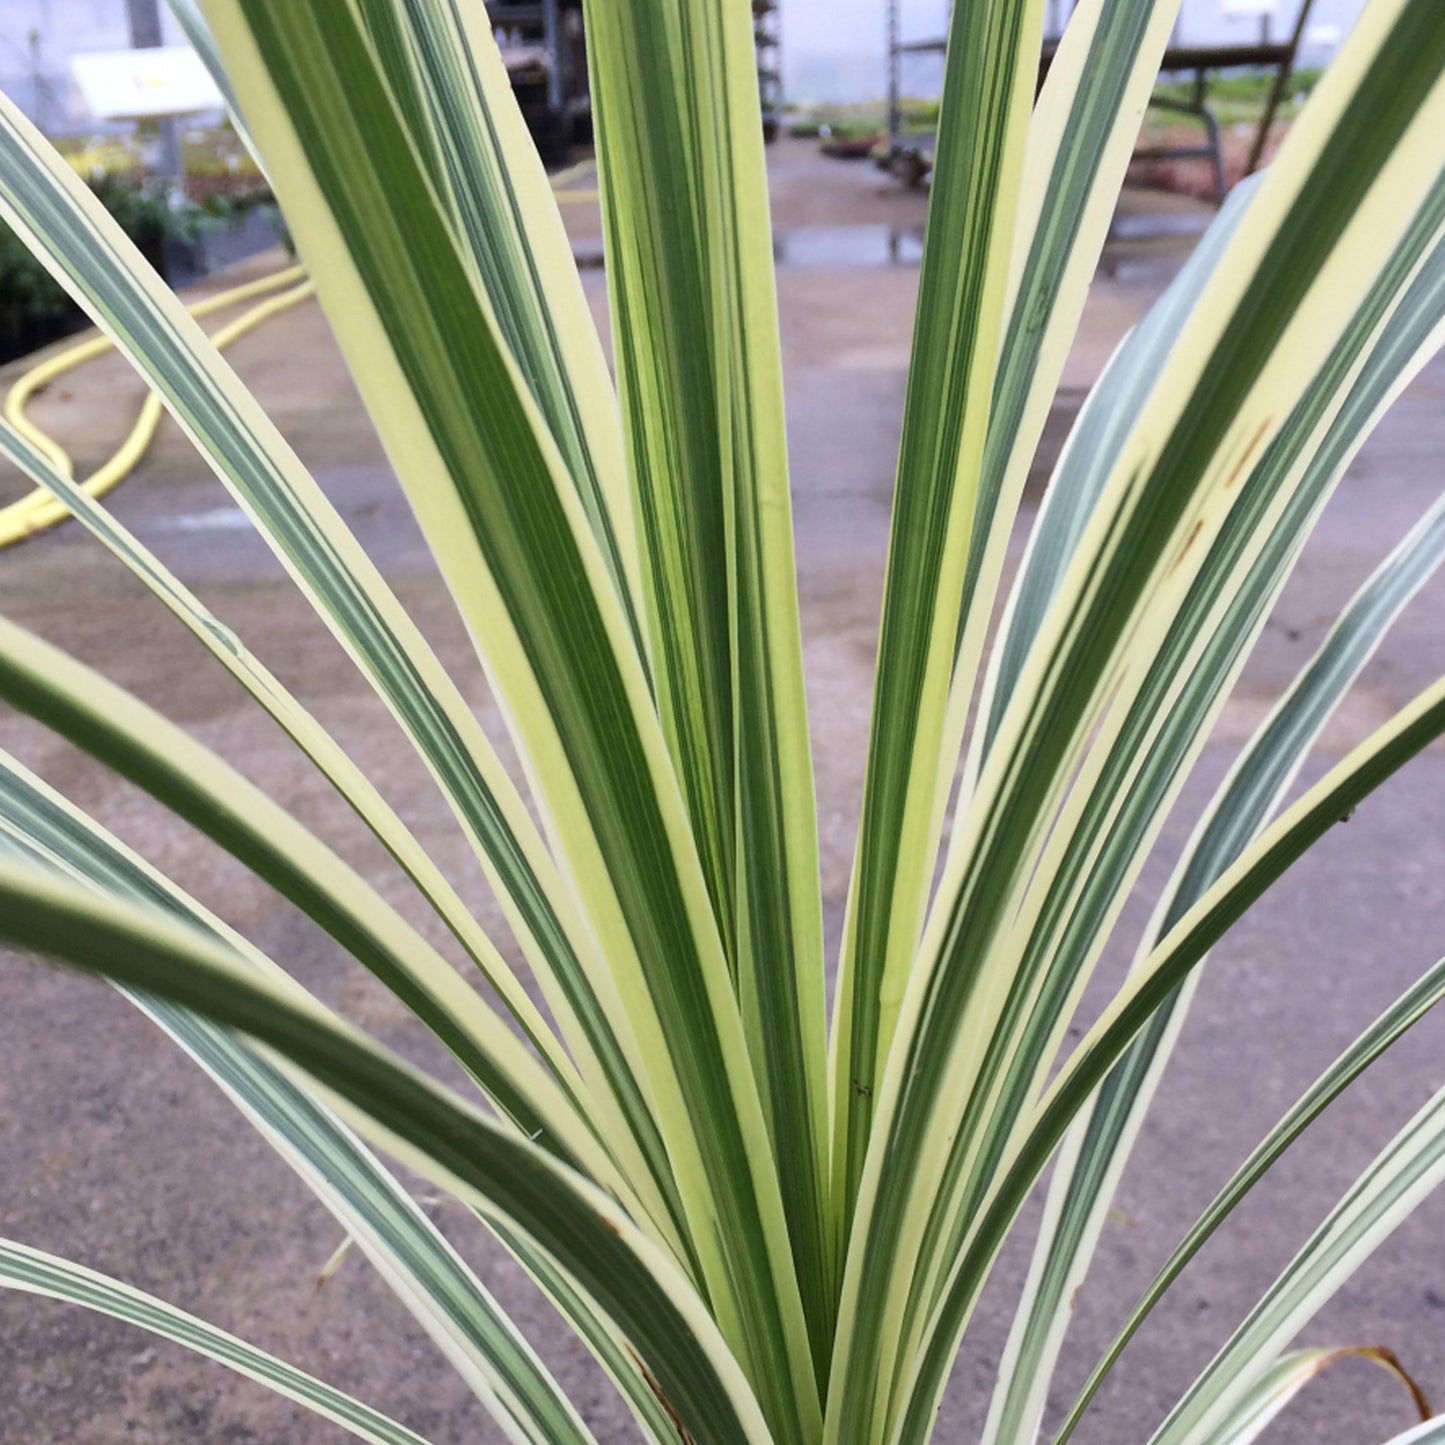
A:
[0, 863, 776, 1445]
[194, 5, 817, 1429]
[0, 1241, 439, 1445]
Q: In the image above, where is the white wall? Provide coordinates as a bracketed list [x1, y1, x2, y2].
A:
[785, 0, 1366, 105]
[0, 0, 1369, 126]
[1, 0, 183, 129]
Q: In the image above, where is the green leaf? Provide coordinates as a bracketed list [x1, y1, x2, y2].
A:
[983, 196, 1445, 1445]
[0, 751, 597, 1445]
[0, 416, 582, 1129]
[5, 3, 1444, 1442]
[0, 611, 626, 1200]
[484, 1216, 683, 1445]
[972, 175, 1261, 766]
[894, 669, 1445, 1445]
[918, 159, 1445, 1398]
[0, 91, 671, 1237]
[942, 0, 1185, 808]
[829, 0, 1047, 1268]
[0, 862, 774, 1445]
[583, 0, 831, 1374]
[1147, 1086, 1445, 1445]
[1052, 953, 1445, 1445]
[0, 1241, 437, 1445]
[352, 0, 646, 651]
[838, 7, 1445, 1437]
[199, 1, 816, 1431]
[1199, 1347, 1429, 1445]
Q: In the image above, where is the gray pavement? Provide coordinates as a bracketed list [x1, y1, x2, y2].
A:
[1, 140, 1444, 1443]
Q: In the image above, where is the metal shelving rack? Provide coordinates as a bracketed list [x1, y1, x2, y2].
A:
[883, 0, 943, 185]
[883, 2, 1073, 185]
[485, 0, 589, 163]
[487, 1, 782, 157]
[883, 0, 1313, 199]
[755, 0, 783, 143]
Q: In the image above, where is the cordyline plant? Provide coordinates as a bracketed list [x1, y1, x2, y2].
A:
[0, 0, 1444, 1442]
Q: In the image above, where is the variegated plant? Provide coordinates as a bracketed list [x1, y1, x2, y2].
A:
[1, 0, 1444, 1442]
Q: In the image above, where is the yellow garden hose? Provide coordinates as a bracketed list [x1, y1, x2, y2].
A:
[0, 263, 314, 547]
[548, 158, 599, 204]
[0, 165, 600, 550]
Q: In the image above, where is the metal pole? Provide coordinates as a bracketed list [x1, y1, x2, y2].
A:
[887, 0, 900, 142]
[125, 0, 184, 189]
[125, 0, 164, 47]
[1244, 0, 1317, 177]
[28, 30, 47, 131]
[542, 0, 562, 114]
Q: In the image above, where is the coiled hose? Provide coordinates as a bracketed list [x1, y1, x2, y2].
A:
[0, 262, 314, 547]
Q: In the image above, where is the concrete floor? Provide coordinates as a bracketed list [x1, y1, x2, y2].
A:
[2, 139, 1444, 1443]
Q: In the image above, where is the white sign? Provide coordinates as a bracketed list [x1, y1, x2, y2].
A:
[70, 46, 223, 121]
